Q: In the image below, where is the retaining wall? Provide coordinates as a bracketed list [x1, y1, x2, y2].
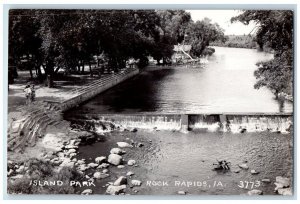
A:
[58, 68, 139, 111]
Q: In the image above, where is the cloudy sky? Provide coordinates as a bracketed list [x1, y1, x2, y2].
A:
[187, 10, 257, 35]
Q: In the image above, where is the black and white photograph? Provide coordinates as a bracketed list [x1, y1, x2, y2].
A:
[5, 6, 294, 197]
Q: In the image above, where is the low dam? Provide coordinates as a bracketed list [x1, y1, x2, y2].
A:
[65, 113, 292, 134]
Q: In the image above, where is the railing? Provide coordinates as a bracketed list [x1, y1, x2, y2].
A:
[44, 67, 138, 104]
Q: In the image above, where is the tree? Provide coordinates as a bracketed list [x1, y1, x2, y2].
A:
[186, 18, 226, 57]
[9, 10, 43, 81]
[231, 10, 293, 97]
[153, 10, 192, 63]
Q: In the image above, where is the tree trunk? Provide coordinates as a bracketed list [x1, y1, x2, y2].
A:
[81, 60, 85, 74]
[47, 74, 53, 88]
[36, 65, 43, 82]
[89, 61, 93, 77]
[27, 54, 33, 79]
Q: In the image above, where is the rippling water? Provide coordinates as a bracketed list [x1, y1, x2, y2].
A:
[76, 129, 292, 195]
[71, 47, 292, 114]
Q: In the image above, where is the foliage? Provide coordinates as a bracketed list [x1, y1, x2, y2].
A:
[9, 9, 226, 85]
[7, 158, 84, 194]
[231, 10, 293, 96]
[211, 34, 257, 49]
[186, 18, 226, 57]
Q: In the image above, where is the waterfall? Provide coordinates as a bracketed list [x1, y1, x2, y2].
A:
[70, 113, 292, 134]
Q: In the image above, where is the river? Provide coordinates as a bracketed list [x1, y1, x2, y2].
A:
[68, 47, 293, 114]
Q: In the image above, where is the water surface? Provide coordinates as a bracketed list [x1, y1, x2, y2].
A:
[77, 129, 292, 195]
[71, 47, 292, 114]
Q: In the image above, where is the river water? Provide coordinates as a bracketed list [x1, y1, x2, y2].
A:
[66, 47, 293, 195]
[70, 47, 293, 114]
[76, 129, 292, 195]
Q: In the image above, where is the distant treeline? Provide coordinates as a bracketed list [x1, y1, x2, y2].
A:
[211, 34, 257, 49]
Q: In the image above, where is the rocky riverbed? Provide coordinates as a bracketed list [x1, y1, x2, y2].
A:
[7, 119, 293, 196]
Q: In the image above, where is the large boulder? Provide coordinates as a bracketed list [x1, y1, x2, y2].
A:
[108, 154, 122, 166]
[106, 185, 126, 195]
[114, 176, 127, 186]
[117, 142, 133, 148]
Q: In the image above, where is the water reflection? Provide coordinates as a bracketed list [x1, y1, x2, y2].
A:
[70, 47, 292, 114]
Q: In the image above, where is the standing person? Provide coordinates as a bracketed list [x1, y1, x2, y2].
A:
[24, 83, 32, 105]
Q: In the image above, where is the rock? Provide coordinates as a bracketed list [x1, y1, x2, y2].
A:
[81, 189, 93, 195]
[97, 163, 110, 169]
[240, 128, 247, 133]
[238, 163, 249, 170]
[7, 169, 14, 176]
[137, 143, 144, 147]
[277, 188, 292, 195]
[60, 158, 75, 168]
[177, 191, 186, 195]
[110, 148, 125, 155]
[117, 165, 125, 169]
[67, 148, 77, 154]
[232, 169, 240, 173]
[108, 154, 122, 166]
[102, 169, 109, 173]
[93, 172, 110, 179]
[247, 189, 263, 195]
[15, 165, 25, 173]
[77, 160, 85, 165]
[127, 160, 136, 166]
[95, 156, 106, 164]
[106, 185, 127, 195]
[114, 176, 127, 186]
[64, 144, 78, 149]
[131, 128, 138, 132]
[10, 174, 24, 179]
[126, 171, 134, 176]
[274, 176, 290, 191]
[87, 163, 99, 168]
[251, 169, 259, 175]
[131, 180, 142, 186]
[69, 153, 77, 158]
[78, 164, 88, 171]
[117, 142, 133, 148]
[262, 179, 271, 183]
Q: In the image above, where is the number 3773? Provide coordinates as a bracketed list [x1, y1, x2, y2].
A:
[237, 181, 261, 189]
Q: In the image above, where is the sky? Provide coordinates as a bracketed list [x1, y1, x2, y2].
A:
[187, 10, 257, 35]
